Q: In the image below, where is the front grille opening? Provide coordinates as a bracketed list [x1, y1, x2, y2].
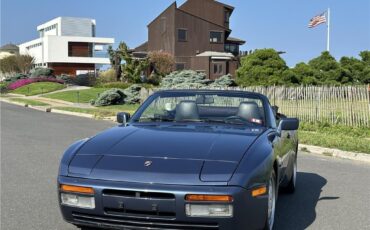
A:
[105, 208, 176, 217]
[103, 189, 175, 200]
[72, 212, 219, 230]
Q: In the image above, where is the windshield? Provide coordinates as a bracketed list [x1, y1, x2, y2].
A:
[132, 92, 266, 127]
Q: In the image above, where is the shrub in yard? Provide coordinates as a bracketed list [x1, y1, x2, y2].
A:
[30, 68, 54, 78]
[98, 68, 117, 83]
[97, 82, 131, 89]
[0, 82, 9, 94]
[160, 70, 235, 88]
[4, 73, 28, 83]
[160, 70, 212, 88]
[211, 74, 236, 88]
[123, 84, 143, 104]
[74, 74, 97, 86]
[90, 88, 126, 107]
[148, 51, 175, 76]
[56, 74, 75, 85]
[7, 77, 64, 90]
[90, 84, 143, 106]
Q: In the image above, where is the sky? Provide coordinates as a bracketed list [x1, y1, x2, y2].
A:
[1, 0, 369, 66]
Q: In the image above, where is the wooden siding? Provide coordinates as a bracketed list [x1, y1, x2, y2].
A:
[174, 9, 225, 57]
[148, 3, 176, 55]
[68, 42, 92, 57]
[48, 63, 95, 76]
[179, 0, 230, 29]
[191, 56, 210, 77]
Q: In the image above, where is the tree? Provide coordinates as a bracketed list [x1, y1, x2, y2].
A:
[236, 48, 288, 86]
[148, 51, 175, 76]
[16, 54, 35, 74]
[339, 56, 364, 84]
[108, 42, 149, 83]
[108, 43, 124, 81]
[308, 51, 342, 85]
[0, 55, 19, 73]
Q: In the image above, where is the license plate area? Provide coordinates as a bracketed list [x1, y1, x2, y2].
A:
[102, 194, 176, 218]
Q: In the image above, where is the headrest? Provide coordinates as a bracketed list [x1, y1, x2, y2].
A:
[175, 101, 200, 121]
[237, 102, 262, 121]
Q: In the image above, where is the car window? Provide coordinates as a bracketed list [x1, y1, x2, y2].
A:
[134, 93, 266, 127]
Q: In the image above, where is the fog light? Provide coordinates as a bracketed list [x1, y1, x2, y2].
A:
[185, 204, 233, 217]
[61, 193, 95, 209]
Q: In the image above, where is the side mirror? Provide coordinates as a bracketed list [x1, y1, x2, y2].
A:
[279, 118, 299, 131]
[117, 112, 131, 126]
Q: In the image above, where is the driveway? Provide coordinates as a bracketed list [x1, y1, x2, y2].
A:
[1, 102, 369, 230]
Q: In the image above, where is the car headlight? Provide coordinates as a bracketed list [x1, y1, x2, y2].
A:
[61, 193, 95, 209]
[185, 204, 233, 217]
[60, 184, 95, 209]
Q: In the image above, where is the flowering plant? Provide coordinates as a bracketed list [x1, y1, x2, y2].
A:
[7, 77, 64, 90]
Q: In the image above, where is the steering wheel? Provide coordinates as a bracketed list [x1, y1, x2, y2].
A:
[224, 116, 258, 126]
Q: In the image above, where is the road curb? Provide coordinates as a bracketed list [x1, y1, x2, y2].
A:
[1, 98, 95, 119]
[51, 109, 95, 119]
[299, 144, 370, 163]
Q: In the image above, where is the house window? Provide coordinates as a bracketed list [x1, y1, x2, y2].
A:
[225, 43, 239, 55]
[68, 42, 93, 57]
[176, 63, 185, 70]
[178, 29, 187, 42]
[210, 31, 223, 43]
[213, 63, 224, 75]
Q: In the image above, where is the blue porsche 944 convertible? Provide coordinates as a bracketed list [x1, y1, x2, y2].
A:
[58, 90, 299, 230]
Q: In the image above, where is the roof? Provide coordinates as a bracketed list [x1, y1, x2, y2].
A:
[196, 51, 235, 58]
[214, 0, 234, 10]
[134, 41, 148, 52]
[0, 43, 19, 52]
[226, 37, 246, 45]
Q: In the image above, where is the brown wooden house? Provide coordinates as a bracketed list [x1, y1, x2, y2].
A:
[134, 0, 245, 79]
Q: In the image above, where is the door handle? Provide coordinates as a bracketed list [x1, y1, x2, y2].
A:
[286, 133, 291, 139]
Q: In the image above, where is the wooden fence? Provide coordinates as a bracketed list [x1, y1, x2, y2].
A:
[140, 85, 370, 127]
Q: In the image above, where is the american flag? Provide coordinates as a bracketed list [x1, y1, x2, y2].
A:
[308, 12, 327, 28]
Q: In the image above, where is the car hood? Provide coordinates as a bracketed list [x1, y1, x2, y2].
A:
[68, 124, 265, 185]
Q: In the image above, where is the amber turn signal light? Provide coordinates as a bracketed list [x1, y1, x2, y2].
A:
[251, 186, 267, 197]
[60, 184, 94, 195]
[185, 194, 233, 202]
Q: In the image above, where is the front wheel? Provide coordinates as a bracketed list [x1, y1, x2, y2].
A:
[264, 170, 277, 230]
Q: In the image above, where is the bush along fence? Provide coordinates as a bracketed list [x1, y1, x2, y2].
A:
[139, 85, 370, 127]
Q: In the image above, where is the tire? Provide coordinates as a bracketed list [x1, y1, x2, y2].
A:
[284, 153, 297, 194]
[264, 170, 277, 230]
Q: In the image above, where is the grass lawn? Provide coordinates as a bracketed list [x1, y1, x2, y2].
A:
[44, 88, 106, 103]
[11, 82, 66, 96]
[299, 122, 370, 154]
[10, 98, 50, 106]
[55, 104, 140, 117]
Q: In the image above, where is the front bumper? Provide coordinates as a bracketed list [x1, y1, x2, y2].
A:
[58, 176, 268, 230]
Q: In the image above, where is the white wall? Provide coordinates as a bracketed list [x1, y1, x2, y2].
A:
[46, 36, 113, 64]
[18, 38, 44, 64]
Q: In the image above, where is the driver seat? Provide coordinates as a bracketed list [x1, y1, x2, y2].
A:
[175, 101, 200, 121]
[237, 102, 262, 122]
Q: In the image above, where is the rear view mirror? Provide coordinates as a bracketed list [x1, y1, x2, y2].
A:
[196, 95, 214, 104]
[279, 118, 299, 131]
[117, 112, 131, 126]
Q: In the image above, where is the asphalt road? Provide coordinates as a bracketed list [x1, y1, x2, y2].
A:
[1, 102, 370, 230]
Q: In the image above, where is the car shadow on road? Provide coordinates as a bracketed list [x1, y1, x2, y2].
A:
[274, 172, 339, 230]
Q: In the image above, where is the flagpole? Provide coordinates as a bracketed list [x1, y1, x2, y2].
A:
[327, 8, 330, 52]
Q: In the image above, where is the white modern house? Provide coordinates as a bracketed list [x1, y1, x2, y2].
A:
[19, 17, 114, 75]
